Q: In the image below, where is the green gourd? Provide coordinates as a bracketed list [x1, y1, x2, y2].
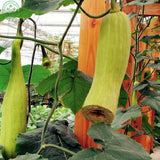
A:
[0, 39, 28, 159]
[82, 2, 131, 123]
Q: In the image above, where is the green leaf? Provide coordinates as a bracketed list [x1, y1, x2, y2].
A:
[36, 60, 90, 114]
[142, 115, 160, 141]
[0, 41, 13, 54]
[61, 73, 91, 114]
[0, 60, 11, 91]
[140, 34, 160, 43]
[154, 26, 160, 30]
[11, 153, 48, 160]
[128, 12, 137, 19]
[0, 63, 51, 91]
[111, 106, 141, 129]
[58, 0, 78, 8]
[147, 80, 160, 90]
[36, 72, 57, 95]
[69, 123, 151, 160]
[141, 96, 160, 115]
[0, 0, 68, 21]
[23, 0, 64, 14]
[22, 65, 51, 84]
[124, 73, 130, 80]
[142, 115, 154, 136]
[133, 81, 148, 91]
[147, 63, 160, 70]
[136, 48, 156, 58]
[0, 59, 11, 72]
[139, 88, 160, 97]
[36, 60, 78, 95]
[0, 8, 33, 22]
[118, 85, 128, 108]
[136, 56, 154, 63]
[0, 67, 10, 91]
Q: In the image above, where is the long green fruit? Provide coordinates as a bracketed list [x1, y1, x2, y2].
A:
[0, 39, 28, 159]
[82, 6, 131, 123]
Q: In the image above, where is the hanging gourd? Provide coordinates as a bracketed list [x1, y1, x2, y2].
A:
[82, 0, 131, 123]
[0, 23, 28, 159]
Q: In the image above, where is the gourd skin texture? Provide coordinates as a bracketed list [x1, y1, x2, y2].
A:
[82, 11, 131, 123]
[0, 39, 27, 159]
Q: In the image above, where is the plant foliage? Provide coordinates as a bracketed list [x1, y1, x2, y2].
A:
[69, 123, 151, 160]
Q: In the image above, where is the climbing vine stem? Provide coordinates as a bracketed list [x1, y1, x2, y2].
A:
[38, 0, 84, 154]
[0, 34, 58, 46]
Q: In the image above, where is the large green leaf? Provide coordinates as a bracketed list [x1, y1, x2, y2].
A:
[36, 60, 78, 95]
[60, 73, 91, 114]
[69, 123, 151, 160]
[36, 60, 91, 114]
[36, 73, 57, 95]
[0, 8, 33, 22]
[22, 65, 51, 84]
[0, 0, 75, 21]
[0, 62, 51, 91]
[22, 0, 64, 14]
[58, 0, 80, 8]
[36, 72, 57, 95]
[11, 154, 48, 160]
[111, 106, 141, 129]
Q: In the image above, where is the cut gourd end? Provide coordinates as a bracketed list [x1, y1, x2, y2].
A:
[82, 105, 114, 124]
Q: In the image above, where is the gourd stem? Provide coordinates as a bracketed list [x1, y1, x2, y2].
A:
[11, 18, 23, 72]
[111, 0, 117, 10]
[110, 0, 119, 13]
[16, 18, 23, 37]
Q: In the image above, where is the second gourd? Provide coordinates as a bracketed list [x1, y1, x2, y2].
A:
[82, 3, 131, 123]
